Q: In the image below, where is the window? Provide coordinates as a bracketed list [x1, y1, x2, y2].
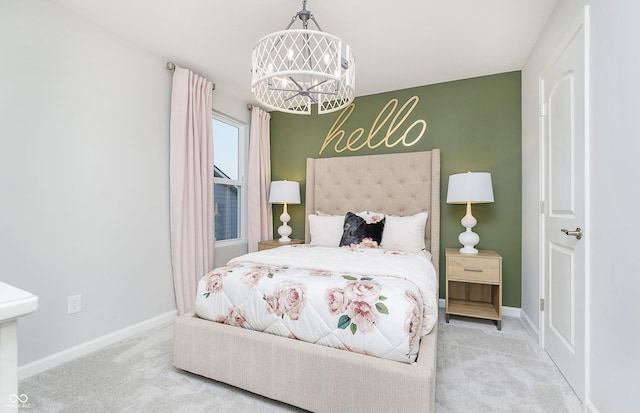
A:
[213, 114, 246, 243]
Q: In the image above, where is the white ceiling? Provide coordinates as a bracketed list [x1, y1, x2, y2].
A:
[50, 0, 557, 104]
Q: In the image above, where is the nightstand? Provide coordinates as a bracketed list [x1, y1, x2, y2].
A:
[445, 248, 503, 330]
[258, 239, 304, 251]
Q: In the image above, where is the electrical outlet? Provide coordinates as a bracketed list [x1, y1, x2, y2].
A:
[68, 294, 82, 314]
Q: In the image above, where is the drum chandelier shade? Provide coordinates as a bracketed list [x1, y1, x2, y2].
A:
[251, 0, 355, 115]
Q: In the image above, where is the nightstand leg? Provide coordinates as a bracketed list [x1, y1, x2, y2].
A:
[445, 313, 450, 323]
[496, 320, 502, 331]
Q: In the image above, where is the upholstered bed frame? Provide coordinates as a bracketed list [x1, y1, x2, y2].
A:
[173, 150, 440, 413]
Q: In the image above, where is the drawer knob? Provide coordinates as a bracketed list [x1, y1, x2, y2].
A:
[463, 266, 483, 272]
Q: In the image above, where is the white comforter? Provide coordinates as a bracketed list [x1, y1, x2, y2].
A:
[195, 244, 438, 363]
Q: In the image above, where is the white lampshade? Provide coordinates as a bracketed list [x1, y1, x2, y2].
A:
[446, 172, 494, 254]
[268, 181, 301, 204]
[447, 172, 494, 204]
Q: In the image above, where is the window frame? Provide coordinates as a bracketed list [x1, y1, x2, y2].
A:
[212, 111, 247, 247]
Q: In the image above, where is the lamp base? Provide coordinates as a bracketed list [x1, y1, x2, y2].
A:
[459, 245, 479, 254]
[458, 202, 480, 254]
[277, 229, 292, 243]
[277, 204, 293, 242]
[458, 229, 480, 254]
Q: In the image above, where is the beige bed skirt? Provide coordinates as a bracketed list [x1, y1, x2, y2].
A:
[173, 312, 437, 413]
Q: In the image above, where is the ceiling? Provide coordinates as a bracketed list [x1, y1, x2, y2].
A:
[50, 0, 558, 105]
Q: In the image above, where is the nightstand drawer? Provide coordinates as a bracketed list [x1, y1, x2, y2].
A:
[447, 256, 500, 283]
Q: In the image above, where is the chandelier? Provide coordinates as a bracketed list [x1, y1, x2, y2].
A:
[251, 0, 355, 115]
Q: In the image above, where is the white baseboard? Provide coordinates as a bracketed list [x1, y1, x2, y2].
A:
[520, 309, 540, 339]
[586, 401, 599, 413]
[18, 310, 177, 380]
[438, 298, 521, 318]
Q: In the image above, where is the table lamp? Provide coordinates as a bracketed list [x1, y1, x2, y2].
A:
[446, 172, 494, 254]
[269, 180, 301, 242]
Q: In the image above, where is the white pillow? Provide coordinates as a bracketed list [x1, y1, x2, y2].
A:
[380, 212, 429, 253]
[308, 214, 344, 247]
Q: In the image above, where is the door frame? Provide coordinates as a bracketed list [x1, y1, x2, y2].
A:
[538, 4, 591, 404]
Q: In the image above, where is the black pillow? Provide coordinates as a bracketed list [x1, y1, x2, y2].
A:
[339, 212, 385, 247]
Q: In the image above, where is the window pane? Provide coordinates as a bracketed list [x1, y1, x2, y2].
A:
[214, 183, 240, 241]
[213, 119, 239, 180]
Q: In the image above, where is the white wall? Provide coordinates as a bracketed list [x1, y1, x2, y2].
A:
[522, 0, 640, 411]
[0, 0, 249, 367]
[588, 1, 640, 411]
[0, 0, 174, 365]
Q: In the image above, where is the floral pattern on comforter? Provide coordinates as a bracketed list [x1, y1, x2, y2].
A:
[195, 245, 438, 363]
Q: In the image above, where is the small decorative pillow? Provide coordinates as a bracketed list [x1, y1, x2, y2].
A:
[339, 212, 385, 247]
[380, 211, 428, 253]
[308, 214, 344, 246]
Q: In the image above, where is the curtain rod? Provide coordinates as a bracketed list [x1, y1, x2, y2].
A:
[166, 62, 216, 91]
[247, 103, 268, 112]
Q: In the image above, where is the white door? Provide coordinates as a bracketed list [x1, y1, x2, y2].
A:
[541, 13, 588, 402]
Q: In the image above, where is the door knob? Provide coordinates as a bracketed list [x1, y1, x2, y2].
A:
[561, 227, 583, 240]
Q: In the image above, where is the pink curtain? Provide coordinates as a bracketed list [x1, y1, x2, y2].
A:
[247, 107, 273, 252]
[169, 67, 214, 315]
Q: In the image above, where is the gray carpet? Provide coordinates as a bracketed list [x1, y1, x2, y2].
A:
[435, 312, 583, 413]
[19, 312, 583, 412]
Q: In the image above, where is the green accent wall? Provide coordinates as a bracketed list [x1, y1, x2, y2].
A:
[270, 71, 522, 308]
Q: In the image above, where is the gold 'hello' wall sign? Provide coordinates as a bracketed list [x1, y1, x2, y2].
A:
[319, 96, 427, 155]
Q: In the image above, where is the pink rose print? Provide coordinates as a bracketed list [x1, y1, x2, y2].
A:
[242, 265, 286, 287]
[310, 269, 333, 277]
[242, 270, 264, 287]
[225, 307, 247, 327]
[344, 279, 382, 303]
[404, 291, 421, 348]
[215, 307, 247, 327]
[367, 215, 384, 223]
[265, 295, 279, 314]
[202, 266, 233, 297]
[206, 275, 224, 293]
[265, 281, 306, 321]
[348, 238, 380, 249]
[361, 213, 385, 224]
[332, 276, 388, 335]
[325, 287, 348, 315]
[346, 300, 379, 333]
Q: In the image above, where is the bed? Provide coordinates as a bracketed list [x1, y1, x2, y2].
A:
[173, 150, 440, 412]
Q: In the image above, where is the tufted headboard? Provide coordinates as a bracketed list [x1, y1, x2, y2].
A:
[304, 150, 440, 275]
